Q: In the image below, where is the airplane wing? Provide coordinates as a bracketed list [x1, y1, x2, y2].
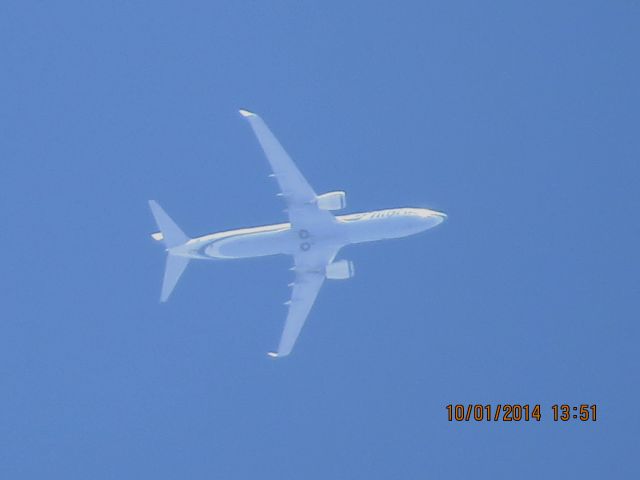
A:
[239, 109, 335, 230]
[268, 246, 340, 358]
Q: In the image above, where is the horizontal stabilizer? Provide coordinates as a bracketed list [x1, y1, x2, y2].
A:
[149, 200, 191, 302]
[161, 254, 190, 302]
[149, 200, 189, 248]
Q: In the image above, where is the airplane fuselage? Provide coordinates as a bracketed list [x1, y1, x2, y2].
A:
[175, 207, 446, 260]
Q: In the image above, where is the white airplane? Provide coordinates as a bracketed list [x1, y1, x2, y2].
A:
[149, 109, 446, 357]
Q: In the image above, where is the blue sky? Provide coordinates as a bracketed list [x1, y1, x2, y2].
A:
[1, 1, 639, 478]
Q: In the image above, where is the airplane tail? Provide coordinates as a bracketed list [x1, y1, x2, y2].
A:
[148, 200, 191, 302]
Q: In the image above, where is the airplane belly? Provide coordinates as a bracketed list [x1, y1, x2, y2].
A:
[205, 229, 293, 259]
[345, 217, 424, 244]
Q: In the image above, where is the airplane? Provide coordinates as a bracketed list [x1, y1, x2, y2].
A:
[149, 109, 446, 358]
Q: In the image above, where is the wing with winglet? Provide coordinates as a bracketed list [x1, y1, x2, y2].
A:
[239, 109, 343, 357]
[268, 246, 340, 358]
[239, 109, 335, 230]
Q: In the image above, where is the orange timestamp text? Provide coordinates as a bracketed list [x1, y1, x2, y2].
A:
[446, 404, 597, 422]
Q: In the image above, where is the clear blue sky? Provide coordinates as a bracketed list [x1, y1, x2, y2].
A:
[1, 1, 638, 478]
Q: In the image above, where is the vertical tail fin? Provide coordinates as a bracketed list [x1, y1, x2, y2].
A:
[148, 200, 191, 302]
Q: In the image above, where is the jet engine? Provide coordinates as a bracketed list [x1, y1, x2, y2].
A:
[316, 191, 346, 211]
[325, 259, 355, 280]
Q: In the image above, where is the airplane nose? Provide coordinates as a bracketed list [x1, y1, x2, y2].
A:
[420, 209, 446, 227]
[421, 208, 446, 220]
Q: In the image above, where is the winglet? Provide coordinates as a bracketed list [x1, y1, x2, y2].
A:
[267, 352, 279, 358]
[239, 109, 255, 118]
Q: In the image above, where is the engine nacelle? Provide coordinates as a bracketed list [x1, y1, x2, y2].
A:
[316, 191, 346, 211]
[325, 259, 355, 280]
